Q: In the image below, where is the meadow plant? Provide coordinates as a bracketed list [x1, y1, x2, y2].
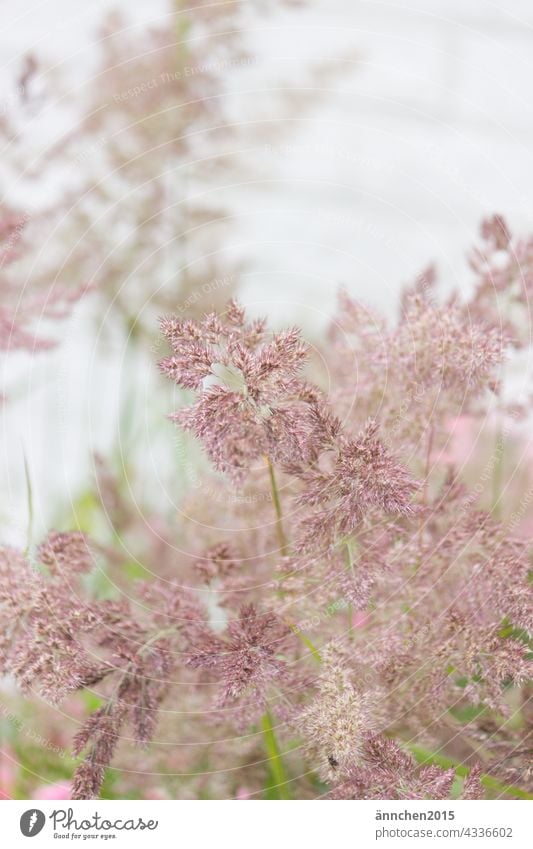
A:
[0, 209, 83, 354]
[0, 1, 326, 342]
[1, 215, 532, 800]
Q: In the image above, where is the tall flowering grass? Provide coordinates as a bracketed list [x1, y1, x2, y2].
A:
[0, 209, 84, 355]
[1, 216, 532, 800]
[0, 0, 327, 343]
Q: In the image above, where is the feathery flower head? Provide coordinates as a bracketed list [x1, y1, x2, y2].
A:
[297, 418, 419, 549]
[298, 657, 376, 781]
[0, 207, 87, 354]
[1, 536, 117, 704]
[159, 299, 334, 479]
[481, 214, 511, 251]
[71, 705, 126, 800]
[194, 542, 239, 584]
[187, 603, 290, 707]
[329, 283, 505, 455]
[469, 213, 533, 346]
[329, 735, 456, 800]
[37, 531, 95, 575]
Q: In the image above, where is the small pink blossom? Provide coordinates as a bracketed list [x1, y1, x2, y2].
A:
[235, 786, 251, 800]
[33, 782, 71, 800]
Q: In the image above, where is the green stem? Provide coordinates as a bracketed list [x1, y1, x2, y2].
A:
[287, 621, 322, 663]
[265, 458, 322, 660]
[491, 355, 507, 519]
[344, 538, 357, 641]
[491, 426, 505, 518]
[139, 627, 177, 651]
[262, 458, 319, 797]
[408, 744, 533, 800]
[267, 456, 288, 555]
[261, 710, 291, 800]
[22, 450, 33, 557]
[345, 537, 356, 580]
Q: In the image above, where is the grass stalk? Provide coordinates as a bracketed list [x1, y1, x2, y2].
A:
[261, 710, 292, 800]
[408, 743, 533, 800]
[266, 456, 289, 555]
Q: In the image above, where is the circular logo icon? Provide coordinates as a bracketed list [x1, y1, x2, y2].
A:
[20, 809, 46, 837]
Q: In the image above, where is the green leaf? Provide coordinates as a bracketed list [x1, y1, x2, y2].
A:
[22, 451, 33, 555]
[261, 711, 291, 800]
[408, 744, 533, 800]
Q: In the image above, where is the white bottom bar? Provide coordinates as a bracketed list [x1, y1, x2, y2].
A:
[1, 800, 530, 848]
